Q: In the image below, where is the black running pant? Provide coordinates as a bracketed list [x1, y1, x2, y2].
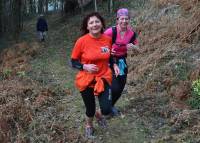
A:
[81, 83, 112, 117]
[111, 73, 127, 106]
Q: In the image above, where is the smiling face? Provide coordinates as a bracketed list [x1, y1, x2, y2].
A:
[87, 16, 103, 37]
[117, 15, 130, 30]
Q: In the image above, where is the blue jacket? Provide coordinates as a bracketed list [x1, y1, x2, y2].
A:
[36, 18, 48, 32]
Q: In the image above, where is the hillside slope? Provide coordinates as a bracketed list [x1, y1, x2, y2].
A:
[125, 0, 200, 142]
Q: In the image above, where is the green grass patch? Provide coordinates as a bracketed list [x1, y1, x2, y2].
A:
[188, 79, 200, 109]
[2, 68, 12, 79]
[173, 62, 190, 81]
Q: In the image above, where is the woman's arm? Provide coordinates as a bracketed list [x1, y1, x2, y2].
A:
[71, 59, 83, 70]
[109, 55, 120, 77]
[71, 59, 99, 73]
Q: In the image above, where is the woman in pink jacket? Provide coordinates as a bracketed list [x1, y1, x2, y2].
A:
[104, 8, 139, 116]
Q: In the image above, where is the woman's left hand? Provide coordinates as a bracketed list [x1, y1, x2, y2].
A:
[127, 43, 141, 54]
[113, 64, 120, 77]
[126, 43, 138, 49]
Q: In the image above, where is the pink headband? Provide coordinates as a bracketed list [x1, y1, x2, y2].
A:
[117, 8, 129, 18]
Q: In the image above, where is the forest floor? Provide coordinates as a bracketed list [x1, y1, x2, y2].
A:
[1, 0, 200, 143]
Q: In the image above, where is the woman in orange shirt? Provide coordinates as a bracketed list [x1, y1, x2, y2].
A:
[71, 12, 119, 138]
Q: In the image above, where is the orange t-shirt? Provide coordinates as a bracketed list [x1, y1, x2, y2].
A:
[71, 33, 112, 95]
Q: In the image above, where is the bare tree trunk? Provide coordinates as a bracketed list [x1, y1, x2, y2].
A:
[64, 0, 79, 15]
[23, 0, 27, 14]
[0, 0, 2, 36]
[33, 0, 36, 14]
[29, 0, 33, 13]
[45, 0, 48, 13]
[12, 0, 23, 41]
[61, 0, 65, 16]
[0, 0, 24, 39]
[94, 0, 97, 12]
[108, 0, 113, 13]
[78, 0, 84, 14]
[54, 0, 58, 11]
[29, 0, 37, 14]
[38, 0, 44, 14]
[1, 0, 7, 34]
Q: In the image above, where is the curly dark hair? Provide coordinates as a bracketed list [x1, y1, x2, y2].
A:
[81, 12, 105, 35]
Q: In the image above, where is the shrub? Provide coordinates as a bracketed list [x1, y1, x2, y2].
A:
[2, 68, 12, 79]
[17, 71, 26, 77]
[188, 79, 200, 109]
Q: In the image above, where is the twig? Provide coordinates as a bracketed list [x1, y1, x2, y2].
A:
[50, 118, 56, 130]
[182, 22, 200, 42]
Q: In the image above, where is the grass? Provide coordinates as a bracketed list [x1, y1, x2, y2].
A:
[173, 62, 190, 81]
[78, 113, 148, 143]
[2, 68, 12, 79]
[188, 79, 200, 109]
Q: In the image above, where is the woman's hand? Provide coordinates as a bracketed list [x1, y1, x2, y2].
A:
[83, 64, 99, 73]
[111, 48, 116, 55]
[127, 43, 141, 54]
[113, 64, 120, 77]
[126, 43, 138, 50]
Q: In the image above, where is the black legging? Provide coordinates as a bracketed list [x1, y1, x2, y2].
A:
[80, 83, 112, 117]
[111, 73, 127, 106]
[110, 56, 128, 106]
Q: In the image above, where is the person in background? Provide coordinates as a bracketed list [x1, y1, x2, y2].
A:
[71, 12, 119, 138]
[36, 14, 48, 42]
[104, 8, 139, 116]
